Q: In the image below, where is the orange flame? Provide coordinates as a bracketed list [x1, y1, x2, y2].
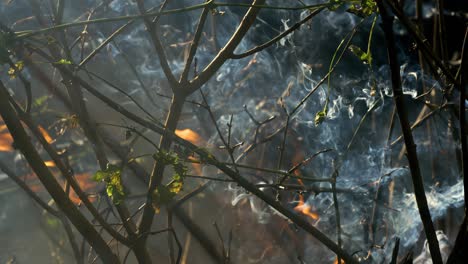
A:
[0, 131, 13, 152]
[175, 129, 202, 145]
[291, 147, 320, 219]
[0, 120, 54, 151]
[333, 258, 345, 264]
[25, 172, 97, 205]
[38, 125, 54, 143]
[294, 194, 319, 220]
[44, 160, 56, 167]
[67, 173, 97, 205]
[0, 119, 13, 152]
[175, 129, 203, 175]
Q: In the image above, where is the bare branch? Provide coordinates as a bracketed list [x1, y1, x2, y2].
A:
[188, 0, 266, 93]
[135, 0, 179, 89]
[376, 1, 443, 263]
[231, 7, 324, 59]
[180, 3, 210, 83]
[0, 80, 120, 263]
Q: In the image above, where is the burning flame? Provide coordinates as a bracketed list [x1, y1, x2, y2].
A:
[1, 118, 92, 205]
[38, 125, 54, 143]
[44, 160, 56, 167]
[175, 129, 203, 175]
[0, 119, 54, 152]
[24, 171, 97, 205]
[291, 150, 319, 219]
[67, 173, 97, 205]
[175, 129, 202, 145]
[294, 194, 319, 220]
[0, 120, 13, 152]
[333, 257, 345, 264]
[0, 131, 13, 152]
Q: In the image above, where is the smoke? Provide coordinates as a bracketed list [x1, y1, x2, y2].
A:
[198, 5, 463, 263]
[391, 180, 464, 248]
[0, 1, 465, 263]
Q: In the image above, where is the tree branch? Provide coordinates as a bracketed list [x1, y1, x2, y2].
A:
[0, 81, 120, 263]
[231, 6, 324, 59]
[188, 0, 266, 92]
[135, 0, 179, 89]
[180, 2, 210, 83]
[376, 1, 443, 263]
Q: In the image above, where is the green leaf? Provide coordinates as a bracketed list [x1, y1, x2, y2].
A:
[93, 164, 125, 205]
[327, 0, 344, 11]
[93, 170, 107, 181]
[33, 95, 50, 108]
[153, 150, 174, 164]
[314, 109, 327, 126]
[168, 174, 184, 194]
[8, 61, 24, 79]
[106, 182, 125, 205]
[349, 45, 372, 65]
[347, 0, 377, 18]
[45, 215, 60, 229]
[54, 59, 72, 65]
[153, 150, 188, 181]
[151, 150, 188, 212]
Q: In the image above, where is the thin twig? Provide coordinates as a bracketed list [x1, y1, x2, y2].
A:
[33, 39, 355, 262]
[383, 0, 457, 86]
[458, 26, 468, 211]
[390, 237, 400, 264]
[213, 222, 227, 261]
[200, 90, 239, 172]
[0, 80, 119, 263]
[78, 20, 134, 67]
[376, 1, 443, 263]
[180, 2, 210, 83]
[0, 161, 60, 217]
[136, 0, 178, 89]
[390, 103, 447, 146]
[231, 7, 325, 59]
[167, 210, 176, 264]
[6, 95, 132, 246]
[188, 0, 267, 92]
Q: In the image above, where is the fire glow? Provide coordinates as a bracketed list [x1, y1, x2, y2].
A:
[175, 128, 202, 145]
[0, 119, 54, 152]
[333, 258, 345, 264]
[25, 172, 97, 205]
[44, 160, 56, 167]
[38, 125, 54, 144]
[291, 150, 319, 220]
[67, 173, 98, 205]
[175, 128, 203, 175]
[0, 130, 13, 152]
[294, 194, 319, 220]
[1, 116, 93, 205]
[0, 122, 13, 152]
